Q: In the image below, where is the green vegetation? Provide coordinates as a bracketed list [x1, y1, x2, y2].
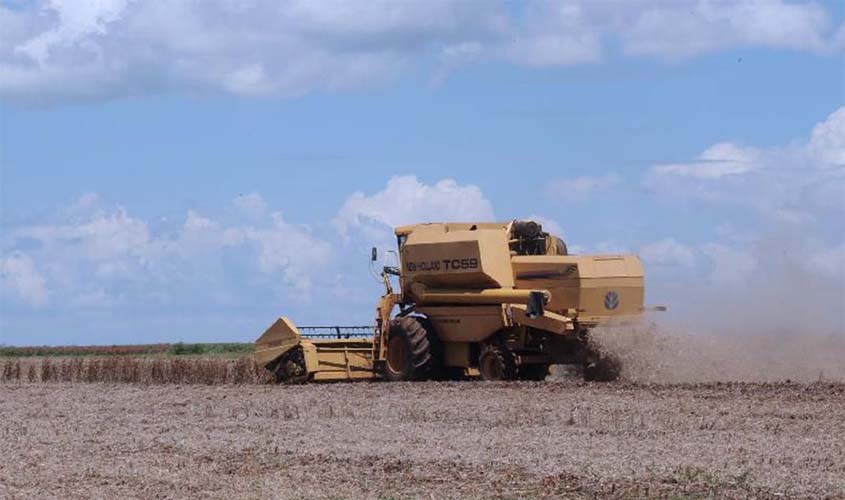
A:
[167, 342, 254, 356]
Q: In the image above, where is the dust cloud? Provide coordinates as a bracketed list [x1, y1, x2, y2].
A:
[591, 322, 845, 383]
[592, 233, 845, 382]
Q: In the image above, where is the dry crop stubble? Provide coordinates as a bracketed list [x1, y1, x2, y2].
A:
[1, 381, 843, 499]
[2, 326, 844, 499]
[0, 356, 270, 385]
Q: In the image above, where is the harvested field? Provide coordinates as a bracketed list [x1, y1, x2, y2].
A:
[1, 381, 843, 499]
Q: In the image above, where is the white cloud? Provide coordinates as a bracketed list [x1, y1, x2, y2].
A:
[177, 211, 245, 254]
[645, 107, 845, 220]
[14, 204, 151, 279]
[546, 173, 621, 202]
[14, 0, 131, 64]
[808, 106, 845, 167]
[621, 0, 833, 59]
[3, 193, 332, 308]
[2, 180, 498, 313]
[0, 0, 502, 102]
[222, 64, 275, 96]
[504, 2, 601, 66]
[171, 208, 332, 293]
[650, 143, 761, 180]
[243, 212, 331, 293]
[640, 238, 696, 267]
[333, 175, 495, 240]
[0, 252, 49, 307]
[2, 0, 842, 103]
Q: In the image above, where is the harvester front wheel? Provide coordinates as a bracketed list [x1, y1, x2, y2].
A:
[478, 345, 517, 381]
[383, 316, 441, 381]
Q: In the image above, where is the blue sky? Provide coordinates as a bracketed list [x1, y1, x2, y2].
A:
[1, 0, 843, 345]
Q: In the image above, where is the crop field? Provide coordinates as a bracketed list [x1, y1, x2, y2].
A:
[0, 356, 269, 385]
[0, 342, 253, 358]
[2, 368, 844, 500]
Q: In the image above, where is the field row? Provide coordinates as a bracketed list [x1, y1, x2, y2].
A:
[0, 356, 270, 385]
[0, 342, 254, 357]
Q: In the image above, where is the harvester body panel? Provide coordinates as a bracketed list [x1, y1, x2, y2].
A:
[512, 254, 644, 324]
[399, 224, 514, 292]
[415, 305, 507, 342]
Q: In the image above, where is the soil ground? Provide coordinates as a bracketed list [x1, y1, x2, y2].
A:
[1, 381, 843, 499]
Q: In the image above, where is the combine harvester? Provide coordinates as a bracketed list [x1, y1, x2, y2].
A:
[255, 220, 653, 382]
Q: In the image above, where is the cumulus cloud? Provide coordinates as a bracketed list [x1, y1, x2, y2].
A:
[644, 106, 845, 221]
[650, 143, 761, 180]
[176, 211, 246, 255]
[620, 0, 835, 59]
[809, 106, 845, 166]
[243, 213, 331, 293]
[2, 178, 496, 314]
[11, 199, 152, 283]
[2, 193, 331, 308]
[640, 238, 696, 268]
[0, 0, 502, 102]
[0, 252, 49, 307]
[2, 0, 842, 103]
[503, 2, 602, 67]
[333, 175, 495, 241]
[169, 207, 332, 294]
[546, 173, 621, 202]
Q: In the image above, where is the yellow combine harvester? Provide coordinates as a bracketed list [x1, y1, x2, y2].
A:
[255, 220, 652, 382]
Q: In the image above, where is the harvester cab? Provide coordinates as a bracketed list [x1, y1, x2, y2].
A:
[255, 220, 647, 383]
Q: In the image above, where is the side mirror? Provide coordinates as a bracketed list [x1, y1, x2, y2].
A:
[526, 291, 545, 319]
[371, 247, 378, 262]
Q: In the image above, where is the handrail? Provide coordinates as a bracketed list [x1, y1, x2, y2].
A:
[297, 325, 373, 339]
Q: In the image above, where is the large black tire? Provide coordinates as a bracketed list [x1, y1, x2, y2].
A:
[383, 316, 441, 381]
[478, 344, 517, 381]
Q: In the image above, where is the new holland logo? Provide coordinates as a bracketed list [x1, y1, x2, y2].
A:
[604, 291, 620, 310]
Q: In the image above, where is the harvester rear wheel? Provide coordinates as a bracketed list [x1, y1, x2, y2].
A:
[383, 316, 441, 381]
[478, 345, 516, 381]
